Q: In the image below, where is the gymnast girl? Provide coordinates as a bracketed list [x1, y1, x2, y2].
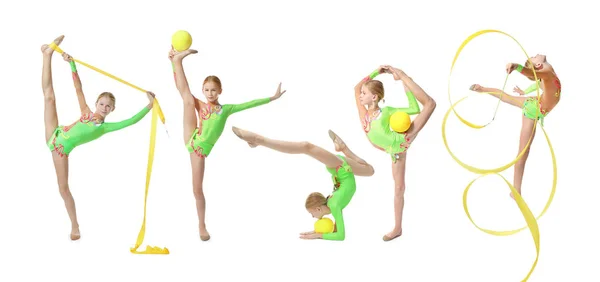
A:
[232, 127, 374, 240]
[41, 35, 155, 240]
[354, 65, 436, 241]
[168, 47, 286, 241]
[469, 54, 561, 199]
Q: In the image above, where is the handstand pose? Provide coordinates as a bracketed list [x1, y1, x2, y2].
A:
[41, 35, 155, 240]
[169, 47, 286, 241]
[469, 54, 561, 198]
[354, 65, 436, 241]
[232, 127, 374, 241]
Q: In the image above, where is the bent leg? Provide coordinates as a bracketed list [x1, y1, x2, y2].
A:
[384, 154, 407, 241]
[52, 152, 80, 240]
[190, 154, 210, 241]
[399, 72, 436, 141]
[511, 115, 537, 199]
[327, 130, 374, 176]
[41, 36, 64, 142]
[232, 127, 343, 169]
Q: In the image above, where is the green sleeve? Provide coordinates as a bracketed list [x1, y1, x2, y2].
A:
[230, 97, 271, 114]
[322, 205, 345, 241]
[523, 81, 540, 94]
[104, 107, 151, 133]
[394, 91, 421, 115]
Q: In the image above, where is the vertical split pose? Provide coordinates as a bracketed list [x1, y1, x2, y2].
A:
[41, 35, 155, 240]
[232, 127, 375, 241]
[168, 47, 286, 241]
[470, 54, 561, 198]
[354, 66, 436, 241]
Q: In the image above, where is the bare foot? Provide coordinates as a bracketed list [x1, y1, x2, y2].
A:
[200, 226, 211, 241]
[469, 84, 484, 92]
[383, 229, 402, 242]
[41, 35, 65, 56]
[510, 190, 521, 201]
[232, 126, 259, 148]
[70, 227, 81, 241]
[328, 130, 347, 152]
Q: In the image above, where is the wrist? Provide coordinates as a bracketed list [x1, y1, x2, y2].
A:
[515, 64, 524, 73]
[69, 61, 77, 73]
[368, 69, 380, 79]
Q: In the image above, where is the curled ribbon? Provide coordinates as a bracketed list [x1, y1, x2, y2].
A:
[48, 41, 169, 255]
[442, 30, 557, 281]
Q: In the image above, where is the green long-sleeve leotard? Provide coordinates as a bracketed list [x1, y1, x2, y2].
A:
[364, 90, 420, 161]
[323, 155, 356, 241]
[187, 97, 271, 157]
[47, 107, 150, 157]
[522, 81, 541, 95]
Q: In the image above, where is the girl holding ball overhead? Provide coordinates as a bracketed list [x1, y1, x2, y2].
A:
[354, 65, 436, 241]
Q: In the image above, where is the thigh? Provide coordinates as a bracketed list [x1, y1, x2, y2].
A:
[52, 151, 69, 187]
[391, 154, 407, 187]
[190, 153, 206, 190]
[345, 157, 373, 177]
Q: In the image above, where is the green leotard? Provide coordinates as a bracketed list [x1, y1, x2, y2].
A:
[520, 81, 547, 125]
[187, 97, 271, 157]
[323, 155, 356, 241]
[47, 107, 150, 157]
[363, 91, 421, 161]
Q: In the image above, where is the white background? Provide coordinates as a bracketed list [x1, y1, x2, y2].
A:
[0, 0, 597, 281]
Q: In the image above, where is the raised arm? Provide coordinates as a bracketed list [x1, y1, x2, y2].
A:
[508, 62, 551, 80]
[103, 92, 155, 133]
[322, 206, 345, 241]
[354, 68, 382, 126]
[63, 53, 91, 115]
[394, 69, 436, 138]
[229, 83, 286, 114]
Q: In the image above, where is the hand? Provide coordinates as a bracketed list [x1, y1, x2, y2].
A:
[300, 232, 322, 239]
[506, 63, 518, 74]
[469, 84, 484, 92]
[388, 66, 404, 81]
[62, 52, 73, 62]
[299, 230, 315, 235]
[171, 47, 198, 62]
[513, 86, 525, 95]
[168, 46, 176, 61]
[271, 82, 287, 101]
[146, 91, 156, 102]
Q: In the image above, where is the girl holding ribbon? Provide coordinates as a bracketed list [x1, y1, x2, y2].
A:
[41, 35, 155, 240]
[469, 54, 562, 199]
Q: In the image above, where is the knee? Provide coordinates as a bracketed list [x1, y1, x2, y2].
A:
[44, 92, 56, 102]
[184, 97, 195, 107]
[394, 184, 406, 196]
[366, 165, 375, 176]
[301, 141, 315, 151]
[193, 185, 205, 199]
[58, 183, 70, 198]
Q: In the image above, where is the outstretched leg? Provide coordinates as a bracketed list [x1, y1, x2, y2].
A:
[470, 84, 529, 108]
[232, 127, 343, 169]
[190, 154, 210, 241]
[327, 130, 374, 176]
[384, 154, 407, 241]
[511, 116, 537, 199]
[41, 35, 64, 142]
[52, 153, 80, 240]
[171, 51, 200, 143]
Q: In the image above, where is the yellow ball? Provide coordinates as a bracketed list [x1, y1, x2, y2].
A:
[172, 30, 192, 52]
[390, 111, 411, 133]
[314, 217, 335, 234]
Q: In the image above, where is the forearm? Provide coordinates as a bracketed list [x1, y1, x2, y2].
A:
[524, 81, 540, 94]
[355, 69, 380, 91]
[231, 97, 271, 114]
[322, 230, 345, 241]
[70, 61, 83, 90]
[105, 107, 151, 132]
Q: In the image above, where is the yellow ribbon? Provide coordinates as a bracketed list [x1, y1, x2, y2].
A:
[442, 30, 557, 281]
[48, 41, 169, 255]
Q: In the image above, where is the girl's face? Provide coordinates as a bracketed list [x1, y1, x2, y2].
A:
[95, 96, 114, 117]
[203, 81, 222, 103]
[359, 85, 378, 106]
[307, 206, 326, 219]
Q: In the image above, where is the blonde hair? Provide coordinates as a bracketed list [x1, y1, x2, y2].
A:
[96, 92, 116, 108]
[364, 80, 385, 103]
[203, 75, 222, 89]
[305, 192, 327, 209]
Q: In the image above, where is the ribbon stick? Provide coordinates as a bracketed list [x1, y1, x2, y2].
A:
[442, 30, 557, 281]
[48, 41, 169, 255]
